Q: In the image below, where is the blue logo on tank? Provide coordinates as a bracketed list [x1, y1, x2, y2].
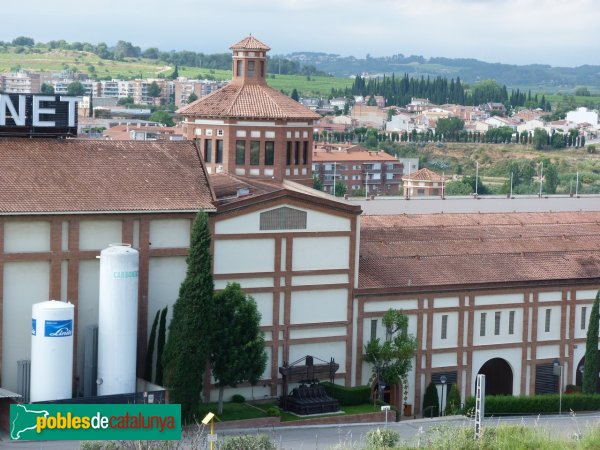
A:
[32, 319, 36, 336]
[44, 319, 73, 337]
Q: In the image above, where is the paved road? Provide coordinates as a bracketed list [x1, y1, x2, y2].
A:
[3, 413, 600, 449]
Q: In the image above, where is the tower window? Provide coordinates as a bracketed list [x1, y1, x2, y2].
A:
[204, 140, 212, 163]
[265, 141, 274, 165]
[260, 61, 265, 77]
[250, 141, 260, 165]
[286, 142, 292, 166]
[302, 141, 308, 165]
[216, 140, 223, 164]
[236, 60, 243, 77]
[236, 140, 245, 165]
[248, 61, 255, 77]
[294, 142, 300, 165]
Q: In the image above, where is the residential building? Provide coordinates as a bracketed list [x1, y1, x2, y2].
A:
[405, 97, 432, 113]
[178, 35, 321, 185]
[350, 104, 387, 129]
[402, 168, 445, 198]
[312, 143, 403, 196]
[566, 107, 599, 126]
[103, 124, 184, 141]
[173, 78, 228, 108]
[0, 72, 41, 93]
[386, 113, 414, 132]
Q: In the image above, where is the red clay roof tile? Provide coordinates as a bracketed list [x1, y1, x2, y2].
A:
[0, 139, 214, 213]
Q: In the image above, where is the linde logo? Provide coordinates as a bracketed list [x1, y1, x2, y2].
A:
[32, 319, 36, 336]
[0, 94, 79, 137]
[44, 320, 73, 338]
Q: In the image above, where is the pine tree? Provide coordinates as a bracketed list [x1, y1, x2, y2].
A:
[291, 88, 299, 102]
[583, 292, 600, 394]
[145, 310, 160, 381]
[162, 212, 214, 419]
[155, 306, 168, 386]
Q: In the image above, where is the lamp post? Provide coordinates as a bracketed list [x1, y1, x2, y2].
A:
[553, 358, 563, 415]
[440, 375, 447, 417]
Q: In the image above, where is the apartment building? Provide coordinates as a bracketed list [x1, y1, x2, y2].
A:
[312, 143, 403, 196]
[0, 72, 41, 93]
[173, 78, 228, 108]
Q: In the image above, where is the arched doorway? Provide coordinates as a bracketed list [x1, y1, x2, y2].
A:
[575, 355, 600, 392]
[477, 358, 513, 396]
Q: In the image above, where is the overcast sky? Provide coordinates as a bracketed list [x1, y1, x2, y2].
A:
[3, 0, 599, 67]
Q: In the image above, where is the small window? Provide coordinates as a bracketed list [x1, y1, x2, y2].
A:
[370, 319, 377, 341]
[265, 141, 274, 166]
[544, 309, 551, 333]
[509, 310, 515, 335]
[216, 140, 223, 164]
[217, 129, 224, 137]
[235, 140, 245, 165]
[204, 140, 212, 163]
[250, 141, 260, 165]
[205, 129, 213, 137]
[480, 312, 486, 337]
[441, 315, 448, 340]
[494, 311, 501, 335]
[581, 306, 587, 330]
[385, 325, 392, 342]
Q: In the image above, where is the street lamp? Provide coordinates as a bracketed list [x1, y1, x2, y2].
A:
[440, 375, 447, 417]
[553, 358, 563, 415]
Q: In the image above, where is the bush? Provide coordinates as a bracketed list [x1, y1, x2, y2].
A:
[463, 393, 600, 416]
[231, 394, 246, 403]
[321, 382, 371, 406]
[422, 381, 439, 417]
[365, 428, 400, 449]
[445, 384, 461, 415]
[265, 406, 280, 417]
[219, 434, 276, 450]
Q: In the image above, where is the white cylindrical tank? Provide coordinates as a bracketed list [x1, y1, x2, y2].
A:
[30, 300, 75, 402]
[97, 244, 139, 396]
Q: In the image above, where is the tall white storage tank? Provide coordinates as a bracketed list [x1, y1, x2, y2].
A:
[97, 244, 139, 396]
[30, 300, 74, 402]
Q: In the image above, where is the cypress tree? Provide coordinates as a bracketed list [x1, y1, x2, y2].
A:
[422, 381, 440, 417]
[162, 212, 214, 419]
[145, 310, 160, 382]
[583, 291, 600, 394]
[155, 306, 168, 386]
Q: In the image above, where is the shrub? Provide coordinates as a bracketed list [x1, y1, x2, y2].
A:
[219, 434, 276, 450]
[231, 394, 246, 403]
[445, 384, 461, 415]
[365, 428, 400, 449]
[265, 406, 280, 417]
[321, 382, 371, 406]
[422, 381, 439, 417]
[463, 393, 600, 416]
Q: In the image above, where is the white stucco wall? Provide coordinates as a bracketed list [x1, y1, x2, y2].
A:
[147, 256, 187, 333]
[213, 239, 275, 274]
[79, 220, 122, 250]
[432, 312, 459, 349]
[292, 236, 349, 271]
[149, 219, 191, 249]
[288, 341, 346, 370]
[214, 205, 351, 234]
[2, 261, 50, 392]
[290, 289, 347, 324]
[4, 221, 51, 253]
[536, 305, 562, 341]
[472, 308, 523, 346]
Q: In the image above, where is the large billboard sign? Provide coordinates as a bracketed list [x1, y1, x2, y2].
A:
[0, 94, 79, 137]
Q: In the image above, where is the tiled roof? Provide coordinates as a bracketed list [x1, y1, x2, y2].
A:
[177, 83, 321, 120]
[0, 139, 214, 214]
[404, 168, 444, 181]
[359, 212, 600, 290]
[230, 35, 271, 51]
[313, 148, 398, 162]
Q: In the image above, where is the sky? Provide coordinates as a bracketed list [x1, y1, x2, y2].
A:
[3, 0, 600, 67]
